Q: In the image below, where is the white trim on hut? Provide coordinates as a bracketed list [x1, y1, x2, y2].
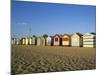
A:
[62, 34, 70, 46]
[53, 34, 61, 46]
[83, 32, 96, 47]
[71, 33, 83, 47]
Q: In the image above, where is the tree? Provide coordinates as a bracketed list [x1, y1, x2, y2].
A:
[33, 35, 36, 37]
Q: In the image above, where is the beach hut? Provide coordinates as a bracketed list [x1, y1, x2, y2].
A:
[71, 33, 83, 47]
[11, 38, 13, 45]
[16, 38, 21, 45]
[25, 38, 28, 45]
[28, 37, 32, 45]
[20, 38, 23, 45]
[21, 38, 26, 45]
[46, 36, 53, 46]
[31, 36, 36, 45]
[41, 37, 45, 46]
[83, 32, 96, 48]
[53, 34, 61, 46]
[13, 38, 16, 45]
[37, 37, 41, 46]
[62, 34, 70, 46]
[11, 38, 14, 45]
[14, 38, 17, 45]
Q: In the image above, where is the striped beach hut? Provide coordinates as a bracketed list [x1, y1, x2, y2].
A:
[71, 33, 83, 47]
[46, 36, 53, 46]
[83, 32, 96, 48]
[61, 34, 70, 46]
[53, 34, 61, 46]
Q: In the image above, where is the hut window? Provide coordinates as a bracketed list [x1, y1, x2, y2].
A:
[62, 38, 68, 41]
[55, 38, 58, 42]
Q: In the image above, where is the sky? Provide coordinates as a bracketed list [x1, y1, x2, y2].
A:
[11, 1, 96, 38]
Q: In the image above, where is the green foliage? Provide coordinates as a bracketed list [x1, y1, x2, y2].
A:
[43, 34, 48, 38]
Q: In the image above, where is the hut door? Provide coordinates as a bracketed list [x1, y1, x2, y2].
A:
[72, 38, 79, 46]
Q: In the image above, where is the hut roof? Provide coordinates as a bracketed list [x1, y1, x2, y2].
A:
[83, 32, 96, 36]
[90, 32, 96, 35]
[47, 36, 53, 38]
[71, 32, 83, 38]
[54, 34, 61, 38]
[62, 34, 70, 37]
[75, 33, 83, 37]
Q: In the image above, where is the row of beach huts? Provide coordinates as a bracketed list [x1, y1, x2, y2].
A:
[11, 32, 96, 48]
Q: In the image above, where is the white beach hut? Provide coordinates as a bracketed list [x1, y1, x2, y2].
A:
[11, 38, 15, 45]
[28, 37, 32, 45]
[13, 38, 16, 45]
[16, 38, 20, 45]
[83, 32, 96, 47]
[21, 38, 26, 45]
[31, 36, 36, 45]
[46, 36, 52, 46]
[37, 37, 41, 46]
[41, 37, 45, 46]
[71, 33, 83, 47]
[25, 38, 28, 45]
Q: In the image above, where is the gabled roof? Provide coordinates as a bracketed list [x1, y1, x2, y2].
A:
[76, 33, 83, 37]
[71, 32, 83, 38]
[54, 34, 61, 38]
[83, 32, 96, 36]
[62, 33, 70, 37]
[47, 36, 53, 38]
[90, 32, 96, 35]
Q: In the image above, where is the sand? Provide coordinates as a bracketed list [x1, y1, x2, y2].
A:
[11, 45, 96, 74]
